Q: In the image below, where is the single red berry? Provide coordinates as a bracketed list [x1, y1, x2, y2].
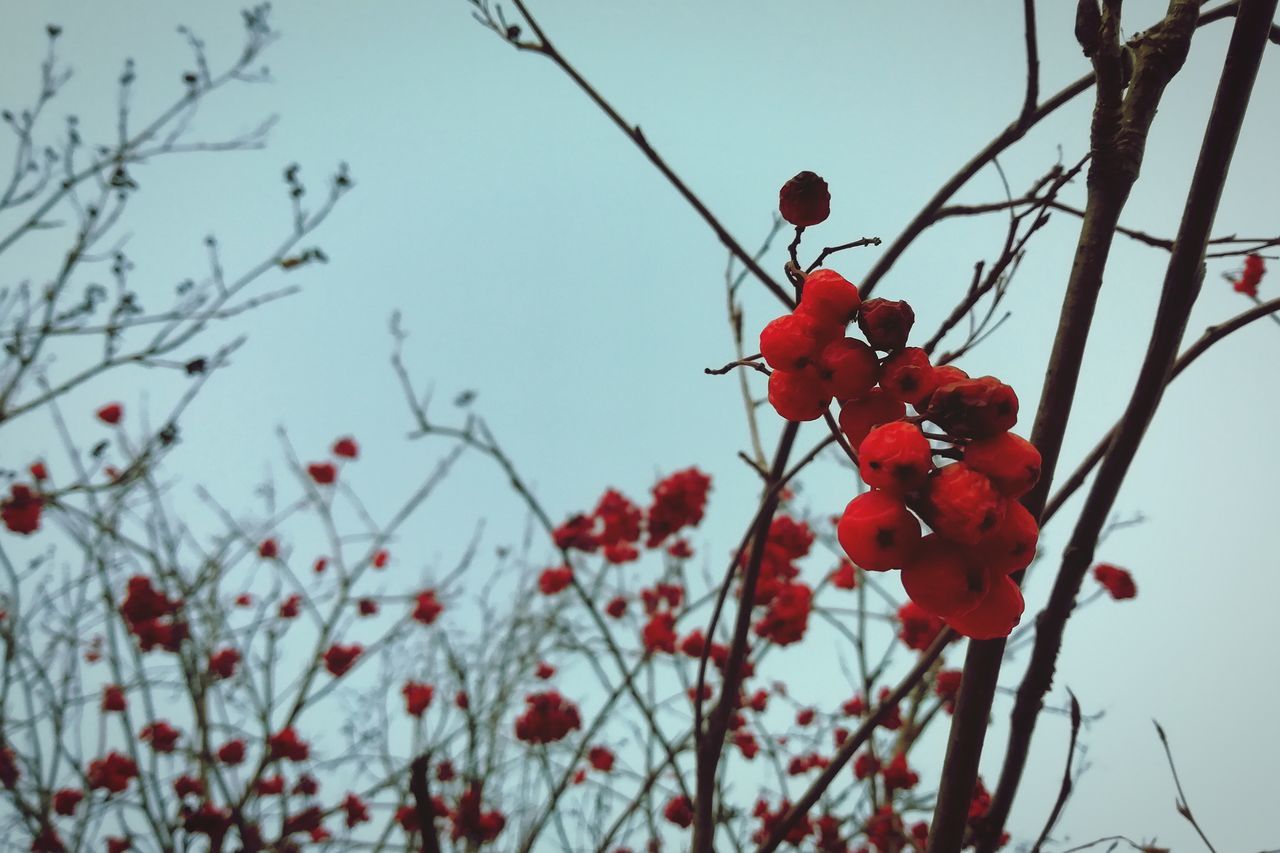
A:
[767, 368, 829, 422]
[926, 376, 1018, 438]
[818, 337, 879, 402]
[797, 269, 861, 327]
[778, 171, 830, 227]
[879, 348, 938, 406]
[332, 436, 359, 459]
[307, 462, 336, 485]
[837, 491, 922, 571]
[96, 403, 123, 425]
[838, 389, 906, 447]
[759, 313, 830, 370]
[916, 364, 968, 411]
[858, 421, 933, 493]
[857, 298, 915, 352]
[917, 462, 1007, 545]
[963, 432, 1041, 499]
[1093, 563, 1137, 600]
[945, 572, 1024, 639]
[965, 501, 1038, 575]
[900, 534, 989, 619]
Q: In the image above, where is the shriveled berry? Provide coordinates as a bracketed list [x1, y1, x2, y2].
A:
[838, 389, 906, 446]
[879, 347, 938, 406]
[945, 573, 1024, 639]
[857, 298, 915, 352]
[768, 368, 829, 422]
[797, 269, 861, 327]
[926, 376, 1018, 438]
[901, 534, 988, 618]
[779, 171, 830, 227]
[918, 463, 1007, 545]
[963, 432, 1040, 499]
[858, 422, 933, 493]
[965, 501, 1038, 575]
[818, 338, 879, 401]
[837, 491, 922, 571]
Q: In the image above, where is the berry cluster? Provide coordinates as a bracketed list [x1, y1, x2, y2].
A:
[1231, 253, 1266, 297]
[513, 690, 582, 744]
[760, 175, 1042, 640]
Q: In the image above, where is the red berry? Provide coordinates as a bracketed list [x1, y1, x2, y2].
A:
[918, 463, 1007, 545]
[926, 376, 1018, 438]
[1093, 563, 1137, 600]
[778, 171, 830, 227]
[797, 269, 861, 327]
[838, 389, 906, 447]
[837, 491, 922, 571]
[879, 348, 938, 406]
[965, 501, 1038, 575]
[857, 298, 915, 352]
[945, 573, 1024, 639]
[901, 534, 989, 618]
[768, 368, 829, 422]
[917, 364, 968, 411]
[759, 313, 829, 370]
[858, 422, 933, 493]
[96, 403, 123, 425]
[818, 337, 879, 401]
[963, 432, 1041, 499]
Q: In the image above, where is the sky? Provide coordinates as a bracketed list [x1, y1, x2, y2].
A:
[2, 1, 1279, 850]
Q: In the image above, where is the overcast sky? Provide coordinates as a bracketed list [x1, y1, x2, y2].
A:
[3, 2, 1278, 850]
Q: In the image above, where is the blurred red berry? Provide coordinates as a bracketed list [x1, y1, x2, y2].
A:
[96, 403, 123, 424]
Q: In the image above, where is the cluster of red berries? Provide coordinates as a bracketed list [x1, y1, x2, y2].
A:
[1231, 253, 1266, 297]
[1, 483, 42, 534]
[761, 174, 1043, 640]
[514, 690, 582, 744]
[119, 575, 188, 652]
[86, 751, 138, 794]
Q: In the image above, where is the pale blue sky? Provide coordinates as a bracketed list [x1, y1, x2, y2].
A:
[3, 1, 1278, 849]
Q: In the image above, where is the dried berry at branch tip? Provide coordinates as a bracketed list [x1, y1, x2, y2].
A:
[778, 171, 830, 227]
[858, 298, 916, 352]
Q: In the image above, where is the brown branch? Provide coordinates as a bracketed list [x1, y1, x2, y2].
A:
[930, 2, 1204, 848]
[1042, 294, 1280, 522]
[409, 754, 444, 853]
[753, 630, 954, 853]
[1029, 691, 1082, 852]
[977, 2, 1276, 846]
[693, 421, 799, 852]
[1153, 721, 1219, 852]
[1020, 0, 1041, 125]
[498, 0, 794, 309]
